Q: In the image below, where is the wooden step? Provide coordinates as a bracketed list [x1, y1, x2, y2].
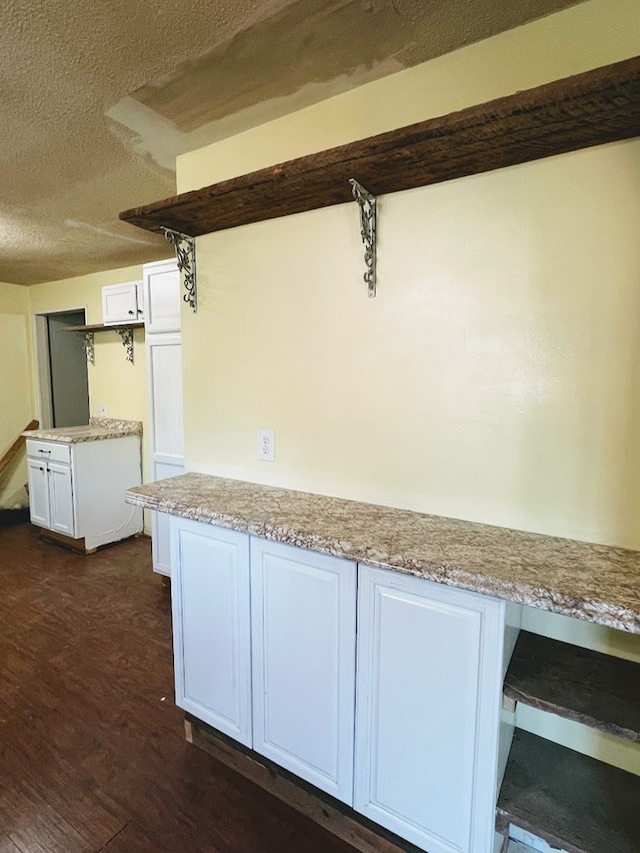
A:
[120, 55, 640, 239]
[497, 729, 640, 853]
[504, 630, 640, 742]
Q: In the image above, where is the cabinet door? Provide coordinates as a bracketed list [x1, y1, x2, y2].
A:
[147, 337, 184, 575]
[102, 282, 141, 324]
[47, 462, 75, 537]
[171, 518, 252, 746]
[355, 566, 504, 853]
[251, 538, 356, 804]
[143, 259, 181, 333]
[27, 458, 50, 528]
[150, 460, 184, 576]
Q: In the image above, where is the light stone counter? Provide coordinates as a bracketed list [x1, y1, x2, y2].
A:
[126, 472, 640, 634]
[23, 417, 142, 443]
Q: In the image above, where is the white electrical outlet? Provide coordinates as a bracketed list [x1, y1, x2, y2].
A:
[257, 428, 275, 462]
[98, 404, 107, 416]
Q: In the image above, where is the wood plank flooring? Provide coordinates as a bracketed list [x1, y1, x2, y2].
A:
[0, 523, 357, 852]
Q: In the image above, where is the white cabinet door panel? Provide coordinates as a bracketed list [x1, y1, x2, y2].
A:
[27, 459, 50, 528]
[47, 461, 74, 536]
[355, 566, 504, 853]
[251, 538, 356, 804]
[102, 281, 141, 324]
[143, 259, 181, 333]
[150, 460, 185, 577]
[172, 519, 252, 746]
[147, 338, 184, 459]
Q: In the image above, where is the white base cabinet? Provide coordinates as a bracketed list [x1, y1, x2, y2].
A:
[26, 436, 143, 550]
[169, 517, 506, 852]
[171, 519, 252, 745]
[355, 566, 505, 853]
[250, 538, 356, 804]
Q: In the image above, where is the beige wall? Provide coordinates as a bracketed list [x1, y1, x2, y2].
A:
[0, 283, 35, 506]
[176, 0, 640, 772]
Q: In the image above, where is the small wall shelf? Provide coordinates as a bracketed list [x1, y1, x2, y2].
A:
[504, 631, 640, 742]
[65, 322, 144, 366]
[120, 55, 640, 239]
[500, 633, 640, 850]
[497, 729, 640, 853]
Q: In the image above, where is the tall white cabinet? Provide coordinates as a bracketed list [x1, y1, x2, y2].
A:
[144, 258, 184, 575]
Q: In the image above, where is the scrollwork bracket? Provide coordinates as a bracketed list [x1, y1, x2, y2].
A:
[164, 228, 197, 312]
[116, 327, 134, 364]
[350, 179, 377, 298]
[80, 331, 95, 366]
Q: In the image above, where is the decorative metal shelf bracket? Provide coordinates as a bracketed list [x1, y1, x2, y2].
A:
[116, 327, 135, 364]
[164, 228, 197, 312]
[81, 331, 95, 366]
[350, 179, 377, 298]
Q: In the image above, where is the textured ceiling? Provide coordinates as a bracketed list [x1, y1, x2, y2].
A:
[0, 0, 585, 286]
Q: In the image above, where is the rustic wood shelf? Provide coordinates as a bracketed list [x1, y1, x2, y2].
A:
[497, 729, 640, 853]
[65, 323, 144, 365]
[64, 322, 144, 333]
[120, 55, 640, 238]
[504, 841, 536, 853]
[504, 631, 640, 742]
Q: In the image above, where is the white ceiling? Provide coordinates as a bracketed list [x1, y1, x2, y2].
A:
[0, 0, 585, 286]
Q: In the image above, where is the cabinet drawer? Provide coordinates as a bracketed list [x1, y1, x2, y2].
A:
[26, 440, 71, 464]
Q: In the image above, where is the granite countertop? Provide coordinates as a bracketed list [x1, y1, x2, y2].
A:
[125, 473, 640, 634]
[23, 417, 143, 443]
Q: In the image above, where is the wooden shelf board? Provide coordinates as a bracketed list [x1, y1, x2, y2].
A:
[504, 630, 640, 742]
[497, 729, 640, 853]
[120, 55, 640, 238]
[65, 322, 144, 332]
[505, 842, 537, 853]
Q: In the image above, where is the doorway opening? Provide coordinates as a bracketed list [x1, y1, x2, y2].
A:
[34, 310, 90, 429]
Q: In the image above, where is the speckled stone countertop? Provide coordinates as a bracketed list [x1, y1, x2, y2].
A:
[126, 473, 640, 634]
[23, 417, 142, 443]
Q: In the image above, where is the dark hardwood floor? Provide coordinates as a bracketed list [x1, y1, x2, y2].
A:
[0, 523, 357, 852]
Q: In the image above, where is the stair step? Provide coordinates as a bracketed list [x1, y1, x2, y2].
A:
[497, 729, 640, 853]
[504, 630, 640, 741]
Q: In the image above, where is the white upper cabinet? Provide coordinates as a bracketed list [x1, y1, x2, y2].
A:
[143, 258, 182, 333]
[354, 565, 505, 853]
[250, 538, 357, 805]
[102, 281, 143, 325]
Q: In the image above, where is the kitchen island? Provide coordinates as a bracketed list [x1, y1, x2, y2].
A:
[24, 417, 143, 552]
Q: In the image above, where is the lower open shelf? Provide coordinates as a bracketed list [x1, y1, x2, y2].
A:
[497, 729, 640, 853]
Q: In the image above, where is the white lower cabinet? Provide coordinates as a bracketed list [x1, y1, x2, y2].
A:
[354, 565, 505, 853]
[26, 436, 142, 549]
[171, 518, 252, 746]
[27, 457, 74, 534]
[170, 519, 506, 852]
[250, 538, 357, 804]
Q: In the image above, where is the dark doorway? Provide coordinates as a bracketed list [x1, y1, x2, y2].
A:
[47, 311, 90, 427]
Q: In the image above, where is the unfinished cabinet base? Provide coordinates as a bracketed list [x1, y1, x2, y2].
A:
[39, 527, 142, 555]
[40, 529, 95, 554]
[185, 714, 422, 853]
